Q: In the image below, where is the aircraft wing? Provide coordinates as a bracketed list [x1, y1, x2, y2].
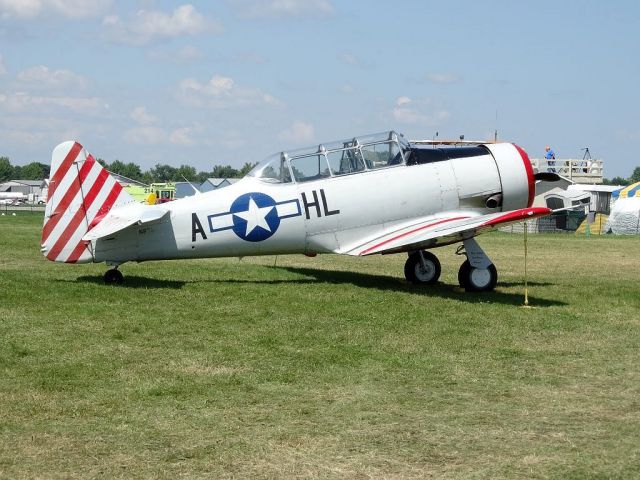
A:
[82, 205, 169, 241]
[344, 207, 552, 256]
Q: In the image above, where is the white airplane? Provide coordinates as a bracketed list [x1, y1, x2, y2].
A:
[0, 192, 27, 201]
[41, 131, 554, 291]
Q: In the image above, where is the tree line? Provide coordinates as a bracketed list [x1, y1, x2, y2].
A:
[2, 154, 639, 187]
[0, 156, 256, 184]
[603, 167, 640, 186]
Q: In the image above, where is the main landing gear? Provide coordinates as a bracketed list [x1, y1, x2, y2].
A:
[403, 238, 498, 292]
[103, 264, 124, 285]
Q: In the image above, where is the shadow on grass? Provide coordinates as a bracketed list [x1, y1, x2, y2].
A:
[69, 269, 565, 306]
[69, 275, 187, 289]
[269, 266, 567, 307]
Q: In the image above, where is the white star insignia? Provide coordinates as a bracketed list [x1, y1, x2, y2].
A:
[234, 197, 274, 237]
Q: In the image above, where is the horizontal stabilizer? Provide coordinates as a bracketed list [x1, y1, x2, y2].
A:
[82, 204, 169, 241]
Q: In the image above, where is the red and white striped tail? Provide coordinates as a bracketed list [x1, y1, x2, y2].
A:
[41, 141, 134, 263]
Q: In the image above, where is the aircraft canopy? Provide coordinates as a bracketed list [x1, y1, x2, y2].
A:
[248, 131, 410, 183]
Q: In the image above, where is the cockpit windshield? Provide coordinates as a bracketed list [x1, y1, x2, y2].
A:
[247, 131, 409, 183]
[247, 152, 292, 183]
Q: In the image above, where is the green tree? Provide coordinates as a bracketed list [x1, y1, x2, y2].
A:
[238, 162, 257, 177]
[604, 176, 630, 186]
[20, 162, 49, 180]
[108, 160, 143, 181]
[0, 157, 13, 182]
[630, 166, 640, 184]
[195, 170, 211, 183]
[211, 165, 238, 178]
[146, 164, 177, 182]
[175, 165, 197, 181]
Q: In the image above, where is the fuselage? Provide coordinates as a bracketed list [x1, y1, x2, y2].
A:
[91, 142, 534, 264]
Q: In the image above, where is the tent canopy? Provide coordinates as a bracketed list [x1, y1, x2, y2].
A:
[612, 181, 640, 199]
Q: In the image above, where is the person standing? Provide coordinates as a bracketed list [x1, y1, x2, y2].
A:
[545, 146, 556, 172]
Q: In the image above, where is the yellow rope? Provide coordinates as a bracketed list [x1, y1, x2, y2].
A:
[524, 220, 529, 307]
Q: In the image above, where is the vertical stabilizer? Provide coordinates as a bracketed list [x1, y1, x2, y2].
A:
[41, 141, 134, 263]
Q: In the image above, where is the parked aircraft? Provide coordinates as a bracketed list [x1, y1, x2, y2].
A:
[41, 131, 553, 291]
[0, 192, 27, 201]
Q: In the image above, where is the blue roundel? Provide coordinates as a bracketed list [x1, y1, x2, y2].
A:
[230, 192, 280, 242]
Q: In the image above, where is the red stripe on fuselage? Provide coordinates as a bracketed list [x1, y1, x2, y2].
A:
[360, 217, 469, 255]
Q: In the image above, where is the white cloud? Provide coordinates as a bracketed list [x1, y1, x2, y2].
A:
[220, 132, 246, 150]
[130, 106, 158, 125]
[426, 73, 459, 84]
[0, 0, 112, 19]
[0, 92, 106, 115]
[392, 96, 450, 126]
[177, 74, 281, 109]
[233, 0, 334, 19]
[338, 52, 371, 69]
[15, 65, 87, 90]
[0, 128, 45, 144]
[0, 53, 6, 75]
[278, 121, 314, 144]
[176, 45, 204, 60]
[103, 4, 222, 46]
[124, 126, 165, 145]
[147, 45, 205, 62]
[124, 125, 199, 146]
[169, 127, 196, 146]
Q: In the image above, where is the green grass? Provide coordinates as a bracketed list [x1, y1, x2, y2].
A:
[1, 212, 639, 478]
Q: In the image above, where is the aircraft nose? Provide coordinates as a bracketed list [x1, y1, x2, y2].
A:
[513, 144, 534, 207]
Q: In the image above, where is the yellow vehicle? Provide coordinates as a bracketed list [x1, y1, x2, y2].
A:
[123, 182, 176, 204]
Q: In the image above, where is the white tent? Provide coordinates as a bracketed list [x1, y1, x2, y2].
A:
[606, 196, 640, 234]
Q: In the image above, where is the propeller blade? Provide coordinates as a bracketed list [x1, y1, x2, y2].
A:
[534, 172, 562, 182]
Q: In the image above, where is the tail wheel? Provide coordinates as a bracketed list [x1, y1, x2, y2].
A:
[458, 260, 497, 292]
[104, 269, 124, 285]
[404, 251, 441, 285]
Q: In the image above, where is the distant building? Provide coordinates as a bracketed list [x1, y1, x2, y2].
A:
[532, 174, 574, 208]
[175, 182, 199, 199]
[200, 178, 240, 193]
[0, 179, 46, 202]
[108, 172, 147, 188]
[567, 184, 621, 214]
[529, 157, 603, 184]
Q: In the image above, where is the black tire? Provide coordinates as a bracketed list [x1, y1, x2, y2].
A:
[404, 251, 441, 285]
[458, 260, 497, 292]
[104, 269, 124, 285]
[457, 260, 471, 289]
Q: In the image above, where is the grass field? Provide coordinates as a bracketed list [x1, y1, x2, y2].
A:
[1, 212, 639, 479]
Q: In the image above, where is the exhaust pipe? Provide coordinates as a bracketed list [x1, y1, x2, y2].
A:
[485, 193, 503, 209]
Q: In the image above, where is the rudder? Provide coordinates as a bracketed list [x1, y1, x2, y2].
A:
[41, 141, 134, 263]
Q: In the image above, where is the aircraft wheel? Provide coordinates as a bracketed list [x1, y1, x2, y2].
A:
[404, 251, 441, 285]
[458, 260, 497, 292]
[104, 269, 124, 285]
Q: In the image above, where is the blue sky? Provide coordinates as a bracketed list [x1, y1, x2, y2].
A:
[0, 0, 638, 177]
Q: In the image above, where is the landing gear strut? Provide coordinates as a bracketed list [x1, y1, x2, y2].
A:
[104, 267, 124, 285]
[404, 250, 441, 285]
[457, 238, 498, 292]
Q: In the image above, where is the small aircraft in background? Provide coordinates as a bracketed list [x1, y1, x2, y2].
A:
[0, 192, 27, 204]
[41, 131, 554, 291]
